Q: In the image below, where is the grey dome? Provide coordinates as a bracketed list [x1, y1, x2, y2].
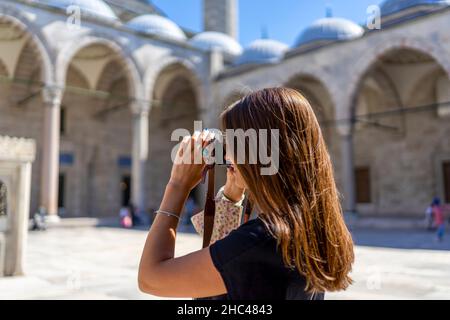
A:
[235, 39, 288, 65]
[295, 17, 364, 48]
[189, 32, 243, 58]
[127, 15, 186, 41]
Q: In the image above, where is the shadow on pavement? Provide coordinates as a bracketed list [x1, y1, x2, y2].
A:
[350, 227, 450, 251]
[96, 219, 198, 235]
[57, 217, 450, 251]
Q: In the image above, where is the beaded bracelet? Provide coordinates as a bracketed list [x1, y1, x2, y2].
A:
[155, 210, 181, 221]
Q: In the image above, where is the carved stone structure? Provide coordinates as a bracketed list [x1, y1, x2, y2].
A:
[0, 135, 35, 276]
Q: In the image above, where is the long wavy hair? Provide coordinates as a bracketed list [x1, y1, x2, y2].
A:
[221, 87, 354, 292]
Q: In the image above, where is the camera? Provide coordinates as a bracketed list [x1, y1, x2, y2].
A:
[202, 131, 230, 168]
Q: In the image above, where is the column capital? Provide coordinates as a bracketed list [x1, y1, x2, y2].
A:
[42, 86, 64, 107]
[131, 99, 150, 116]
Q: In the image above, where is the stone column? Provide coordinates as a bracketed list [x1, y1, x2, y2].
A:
[131, 101, 150, 215]
[340, 127, 357, 215]
[40, 86, 63, 222]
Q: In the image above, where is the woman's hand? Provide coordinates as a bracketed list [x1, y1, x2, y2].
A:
[168, 131, 212, 192]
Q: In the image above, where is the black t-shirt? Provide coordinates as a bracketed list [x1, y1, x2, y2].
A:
[208, 218, 324, 300]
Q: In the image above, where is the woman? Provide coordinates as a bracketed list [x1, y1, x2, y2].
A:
[138, 87, 354, 299]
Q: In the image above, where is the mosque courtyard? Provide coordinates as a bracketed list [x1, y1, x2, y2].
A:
[0, 224, 449, 300]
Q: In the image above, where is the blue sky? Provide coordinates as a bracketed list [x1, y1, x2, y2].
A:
[151, 0, 385, 46]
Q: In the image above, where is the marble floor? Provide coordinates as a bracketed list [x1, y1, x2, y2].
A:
[1, 225, 449, 300]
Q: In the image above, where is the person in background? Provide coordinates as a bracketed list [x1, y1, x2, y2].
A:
[31, 206, 47, 231]
[120, 206, 133, 229]
[432, 197, 446, 242]
[129, 203, 140, 226]
[425, 203, 434, 231]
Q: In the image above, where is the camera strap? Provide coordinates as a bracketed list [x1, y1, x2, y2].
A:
[201, 166, 253, 248]
[202, 167, 215, 248]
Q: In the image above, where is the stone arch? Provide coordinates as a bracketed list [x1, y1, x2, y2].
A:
[11, 41, 46, 103]
[146, 61, 202, 209]
[56, 35, 143, 104]
[144, 56, 203, 107]
[96, 58, 132, 115]
[353, 67, 405, 134]
[350, 44, 450, 131]
[349, 42, 450, 216]
[284, 73, 337, 144]
[0, 7, 54, 85]
[344, 36, 450, 121]
[56, 37, 143, 217]
[66, 65, 90, 89]
[150, 62, 200, 130]
[283, 63, 338, 105]
[406, 66, 448, 108]
[285, 73, 335, 120]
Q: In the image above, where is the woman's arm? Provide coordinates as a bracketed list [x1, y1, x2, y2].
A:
[138, 133, 227, 298]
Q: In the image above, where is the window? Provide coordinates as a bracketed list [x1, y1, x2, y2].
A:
[444, 162, 450, 203]
[59, 153, 74, 166]
[121, 175, 131, 207]
[355, 167, 371, 203]
[0, 180, 6, 216]
[60, 107, 66, 135]
[58, 174, 65, 210]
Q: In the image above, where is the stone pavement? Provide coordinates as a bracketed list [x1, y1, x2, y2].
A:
[0, 225, 450, 300]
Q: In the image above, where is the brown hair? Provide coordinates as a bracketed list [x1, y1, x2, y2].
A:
[221, 87, 354, 292]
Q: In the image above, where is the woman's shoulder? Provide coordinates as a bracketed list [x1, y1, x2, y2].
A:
[234, 217, 273, 241]
[209, 218, 274, 267]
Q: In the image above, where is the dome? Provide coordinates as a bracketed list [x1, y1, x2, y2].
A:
[381, 0, 450, 17]
[295, 17, 364, 48]
[37, 0, 118, 20]
[126, 15, 186, 41]
[235, 39, 288, 65]
[189, 32, 243, 58]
